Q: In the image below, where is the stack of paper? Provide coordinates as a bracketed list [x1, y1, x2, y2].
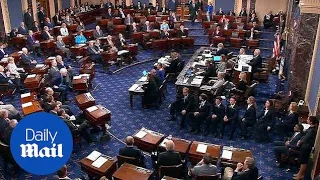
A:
[138, 76, 148, 82]
[22, 102, 33, 108]
[36, 64, 45, 68]
[86, 106, 98, 112]
[27, 74, 36, 78]
[73, 76, 81, 80]
[118, 50, 129, 55]
[21, 92, 31, 98]
[86, 150, 101, 161]
[91, 156, 108, 168]
[221, 150, 233, 160]
[191, 78, 203, 85]
[79, 74, 90, 79]
[196, 144, 208, 153]
[1, 58, 8, 62]
[135, 130, 147, 139]
[129, 84, 139, 91]
[48, 57, 56, 60]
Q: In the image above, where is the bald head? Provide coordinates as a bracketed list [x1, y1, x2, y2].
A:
[125, 136, 134, 146]
[165, 140, 174, 151]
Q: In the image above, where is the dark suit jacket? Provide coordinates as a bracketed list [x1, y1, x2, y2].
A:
[142, 25, 153, 32]
[38, 11, 46, 23]
[24, 12, 34, 29]
[3, 126, 13, 145]
[44, 22, 54, 29]
[0, 73, 13, 85]
[231, 167, 259, 180]
[93, 30, 104, 39]
[179, 94, 196, 112]
[52, 15, 61, 26]
[0, 117, 9, 132]
[211, 104, 225, 120]
[143, 79, 158, 97]
[283, 112, 299, 125]
[119, 146, 144, 162]
[32, 25, 41, 32]
[0, 49, 8, 60]
[166, 58, 180, 73]
[216, 11, 224, 15]
[194, 101, 211, 117]
[257, 109, 275, 128]
[226, 105, 239, 122]
[106, 12, 114, 19]
[216, 48, 230, 56]
[248, 55, 262, 73]
[49, 67, 62, 86]
[213, 30, 222, 37]
[157, 150, 182, 166]
[42, 31, 51, 40]
[237, 80, 247, 92]
[18, 26, 28, 35]
[288, 132, 304, 149]
[21, 53, 35, 68]
[177, 29, 188, 37]
[87, 46, 99, 56]
[189, 4, 197, 17]
[243, 105, 256, 124]
[129, 25, 140, 33]
[26, 35, 37, 46]
[239, 10, 247, 16]
[300, 126, 317, 149]
[203, 64, 217, 82]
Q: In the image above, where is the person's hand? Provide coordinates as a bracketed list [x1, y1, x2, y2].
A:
[53, 85, 58, 88]
[224, 116, 228, 122]
[181, 110, 186, 115]
[194, 112, 199, 116]
[211, 114, 217, 118]
[4, 54, 8, 58]
[297, 140, 301, 147]
[0, 101, 4, 105]
[236, 163, 243, 171]
[267, 126, 271, 131]
[285, 141, 289, 146]
[6, 71, 10, 76]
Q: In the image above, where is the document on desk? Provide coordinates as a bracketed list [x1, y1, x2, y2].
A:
[138, 76, 148, 82]
[48, 56, 56, 60]
[191, 79, 202, 85]
[73, 76, 81, 80]
[86, 150, 102, 161]
[160, 138, 169, 147]
[36, 64, 45, 68]
[79, 74, 90, 79]
[129, 84, 139, 91]
[22, 102, 33, 108]
[27, 74, 36, 78]
[196, 144, 208, 153]
[86, 106, 98, 112]
[91, 156, 108, 168]
[118, 50, 129, 55]
[222, 150, 233, 160]
[1, 58, 8, 62]
[21, 92, 31, 98]
[85, 93, 95, 101]
[135, 130, 147, 139]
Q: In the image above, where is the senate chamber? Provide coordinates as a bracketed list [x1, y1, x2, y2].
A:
[0, 0, 319, 179]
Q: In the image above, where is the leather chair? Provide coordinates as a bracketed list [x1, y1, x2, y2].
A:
[159, 164, 184, 179]
[246, 39, 259, 49]
[213, 15, 222, 22]
[117, 155, 140, 168]
[152, 39, 167, 51]
[97, 19, 109, 30]
[222, 29, 233, 38]
[230, 38, 242, 48]
[203, 22, 214, 29]
[195, 175, 220, 180]
[147, 15, 156, 22]
[149, 31, 160, 39]
[113, 18, 123, 25]
[210, 37, 226, 46]
[134, 16, 146, 23]
[67, 24, 78, 33]
[161, 15, 170, 21]
[83, 30, 94, 40]
[173, 21, 184, 30]
[0, 83, 16, 100]
[113, 25, 127, 35]
[181, 37, 194, 47]
[131, 32, 146, 44]
[167, 38, 181, 49]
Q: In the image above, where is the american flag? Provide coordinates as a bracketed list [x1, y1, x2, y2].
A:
[272, 33, 281, 59]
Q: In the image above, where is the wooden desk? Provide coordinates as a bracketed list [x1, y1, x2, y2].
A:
[24, 74, 42, 91]
[75, 93, 96, 110]
[20, 92, 37, 104]
[73, 75, 89, 92]
[79, 62, 96, 80]
[158, 136, 191, 157]
[11, 36, 26, 48]
[44, 57, 56, 66]
[85, 105, 111, 135]
[80, 154, 117, 179]
[112, 163, 153, 180]
[22, 101, 43, 115]
[188, 141, 221, 165]
[128, 77, 148, 108]
[10, 51, 22, 63]
[70, 44, 87, 57]
[220, 147, 252, 168]
[133, 128, 164, 152]
[30, 64, 50, 74]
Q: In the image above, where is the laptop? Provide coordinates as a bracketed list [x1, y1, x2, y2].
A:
[142, 70, 148, 76]
[213, 56, 221, 62]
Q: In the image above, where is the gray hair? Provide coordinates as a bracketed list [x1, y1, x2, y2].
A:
[245, 157, 256, 169]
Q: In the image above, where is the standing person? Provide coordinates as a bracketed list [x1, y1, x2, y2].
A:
[206, 2, 214, 21]
[142, 73, 158, 109]
[189, 0, 198, 26]
[24, 8, 34, 30]
[204, 96, 225, 137]
[240, 96, 257, 139]
[38, 6, 46, 28]
[223, 97, 239, 140]
[169, 0, 177, 12]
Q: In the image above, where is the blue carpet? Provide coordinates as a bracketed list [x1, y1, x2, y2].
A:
[0, 22, 293, 180]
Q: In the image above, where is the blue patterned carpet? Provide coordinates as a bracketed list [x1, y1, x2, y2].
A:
[0, 22, 296, 180]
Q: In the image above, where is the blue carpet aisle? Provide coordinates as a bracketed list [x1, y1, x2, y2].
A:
[0, 22, 295, 180]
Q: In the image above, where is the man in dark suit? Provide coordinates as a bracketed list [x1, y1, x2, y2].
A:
[215, 43, 230, 56]
[254, 100, 275, 142]
[142, 73, 159, 108]
[124, 14, 134, 26]
[205, 96, 225, 137]
[240, 97, 257, 139]
[26, 30, 41, 55]
[0, 43, 8, 60]
[18, 22, 28, 35]
[20, 48, 37, 69]
[168, 0, 177, 12]
[157, 140, 182, 167]
[248, 49, 262, 74]
[142, 21, 153, 32]
[201, 60, 216, 83]
[42, 26, 54, 40]
[87, 42, 102, 63]
[177, 25, 188, 37]
[33, 21, 41, 32]
[0, 65, 16, 91]
[119, 136, 145, 167]
[263, 11, 274, 29]
[168, 87, 196, 129]
[239, 8, 247, 16]
[189, 0, 197, 26]
[93, 25, 105, 39]
[58, 109, 94, 144]
[273, 124, 304, 166]
[106, 8, 114, 19]
[38, 7, 46, 28]
[44, 18, 54, 29]
[3, 119, 17, 145]
[0, 109, 9, 133]
[187, 93, 210, 134]
[231, 157, 259, 180]
[24, 8, 34, 30]
[223, 97, 239, 140]
[49, 61, 68, 102]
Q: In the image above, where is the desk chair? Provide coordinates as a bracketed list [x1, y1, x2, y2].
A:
[117, 155, 140, 168]
[0, 140, 20, 173]
[195, 174, 220, 180]
[159, 164, 184, 179]
[0, 83, 16, 100]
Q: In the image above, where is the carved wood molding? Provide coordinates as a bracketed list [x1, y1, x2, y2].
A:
[300, 0, 320, 14]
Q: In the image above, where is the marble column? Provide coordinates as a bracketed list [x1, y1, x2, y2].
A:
[0, 1, 7, 40]
[70, 0, 75, 7]
[241, 0, 247, 10]
[289, 13, 319, 99]
[0, 0, 11, 33]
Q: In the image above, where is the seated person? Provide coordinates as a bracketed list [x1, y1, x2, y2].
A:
[49, 61, 69, 103]
[187, 93, 210, 134]
[228, 9, 235, 16]
[76, 21, 86, 32]
[223, 97, 239, 140]
[215, 43, 230, 56]
[248, 28, 257, 39]
[210, 72, 225, 89]
[20, 48, 37, 69]
[0, 43, 9, 60]
[169, 11, 178, 28]
[117, 8, 126, 19]
[275, 102, 299, 136]
[248, 49, 262, 74]
[254, 100, 275, 142]
[44, 18, 54, 29]
[230, 72, 247, 94]
[216, 8, 224, 15]
[166, 51, 181, 74]
[93, 25, 104, 39]
[3, 119, 17, 145]
[124, 14, 134, 26]
[95, 39, 106, 52]
[56, 55, 74, 78]
[0, 109, 9, 133]
[0, 101, 22, 120]
[106, 21, 115, 34]
[219, 15, 229, 24]
[26, 30, 41, 55]
[160, 20, 170, 38]
[212, 26, 222, 37]
[263, 11, 274, 29]
[33, 21, 41, 32]
[56, 35, 71, 59]
[6, 57, 22, 92]
[239, 8, 247, 16]
[10, 28, 18, 38]
[0, 65, 16, 91]
[142, 21, 153, 32]
[106, 35, 118, 52]
[42, 26, 54, 40]
[59, 23, 69, 36]
[129, 22, 139, 33]
[216, 54, 227, 73]
[119, 136, 145, 167]
[105, 8, 114, 19]
[18, 22, 28, 35]
[189, 153, 218, 177]
[273, 124, 304, 167]
[224, 157, 258, 179]
[63, 15, 73, 26]
[150, 69, 162, 87]
[44, 87, 73, 114]
[75, 31, 87, 44]
[157, 140, 183, 167]
[240, 96, 257, 139]
[177, 25, 188, 37]
[142, 73, 158, 108]
[205, 96, 225, 137]
[144, 8, 152, 16]
[57, 108, 94, 144]
[87, 41, 102, 62]
[156, 63, 165, 82]
[201, 60, 216, 82]
[117, 33, 127, 50]
[168, 87, 195, 129]
[249, 13, 258, 23]
[223, 19, 231, 30]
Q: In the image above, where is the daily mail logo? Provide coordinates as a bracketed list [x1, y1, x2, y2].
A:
[10, 113, 73, 175]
